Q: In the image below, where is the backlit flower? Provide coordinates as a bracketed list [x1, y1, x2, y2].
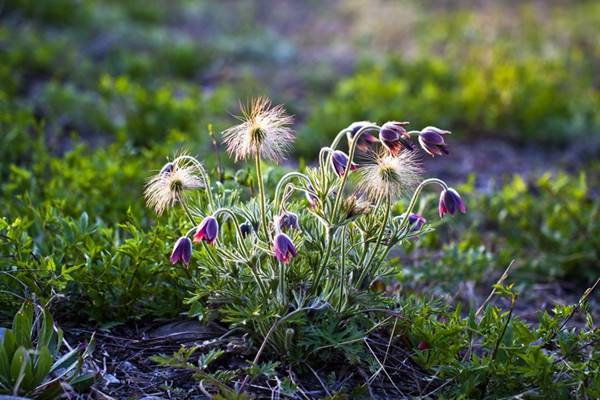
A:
[193, 216, 219, 244]
[342, 195, 371, 220]
[170, 236, 192, 266]
[222, 97, 295, 162]
[273, 233, 297, 264]
[439, 188, 466, 217]
[418, 126, 450, 157]
[345, 121, 379, 152]
[276, 211, 300, 232]
[331, 150, 358, 177]
[379, 121, 413, 156]
[144, 156, 205, 215]
[356, 150, 422, 201]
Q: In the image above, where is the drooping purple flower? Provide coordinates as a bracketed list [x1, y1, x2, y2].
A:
[418, 126, 450, 157]
[438, 188, 466, 217]
[276, 211, 300, 232]
[170, 236, 192, 266]
[273, 233, 298, 264]
[346, 121, 379, 152]
[379, 121, 413, 156]
[240, 221, 253, 238]
[331, 150, 358, 177]
[193, 216, 219, 244]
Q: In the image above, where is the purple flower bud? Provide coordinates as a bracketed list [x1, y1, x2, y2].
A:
[273, 233, 298, 264]
[439, 188, 466, 218]
[160, 162, 174, 175]
[407, 213, 427, 240]
[240, 221, 253, 238]
[346, 121, 379, 152]
[408, 213, 427, 231]
[193, 216, 219, 244]
[170, 236, 192, 266]
[418, 126, 450, 157]
[331, 150, 358, 177]
[379, 121, 413, 156]
[276, 211, 300, 232]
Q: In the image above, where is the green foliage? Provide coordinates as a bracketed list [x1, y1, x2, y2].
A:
[463, 172, 599, 283]
[0, 302, 96, 398]
[300, 2, 600, 156]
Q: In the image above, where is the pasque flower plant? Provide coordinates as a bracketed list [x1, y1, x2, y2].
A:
[144, 97, 465, 364]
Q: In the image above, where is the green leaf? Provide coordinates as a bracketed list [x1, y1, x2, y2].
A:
[69, 371, 97, 391]
[0, 344, 11, 386]
[49, 348, 80, 375]
[37, 309, 55, 354]
[3, 330, 17, 359]
[12, 303, 33, 349]
[10, 346, 33, 390]
[32, 346, 53, 388]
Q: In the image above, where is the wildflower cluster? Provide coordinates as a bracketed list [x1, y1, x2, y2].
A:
[144, 97, 465, 356]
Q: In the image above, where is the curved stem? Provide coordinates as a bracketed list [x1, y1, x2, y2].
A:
[319, 147, 333, 172]
[250, 260, 268, 299]
[213, 207, 248, 258]
[274, 171, 312, 211]
[177, 193, 197, 226]
[398, 178, 448, 232]
[254, 150, 269, 239]
[175, 155, 215, 210]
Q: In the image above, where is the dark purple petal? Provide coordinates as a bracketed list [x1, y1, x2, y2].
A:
[274, 233, 297, 264]
[170, 236, 193, 266]
[331, 151, 357, 177]
[439, 188, 466, 217]
[193, 216, 219, 244]
[380, 121, 413, 155]
[277, 211, 300, 232]
[240, 221, 253, 238]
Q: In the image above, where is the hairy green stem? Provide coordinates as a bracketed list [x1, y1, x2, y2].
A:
[273, 171, 311, 211]
[331, 125, 380, 223]
[279, 261, 286, 305]
[175, 155, 215, 210]
[312, 226, 334, 291]
[177, 193, 197, 226]
[398, 178, 448, 232]
[337, 226, 347, 312]
[212, 207, 248, 257]
[357, 194, 391, 287]
[254, 149, 269, 239]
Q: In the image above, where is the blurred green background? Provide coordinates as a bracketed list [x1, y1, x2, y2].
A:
[1, 0, 599, 322]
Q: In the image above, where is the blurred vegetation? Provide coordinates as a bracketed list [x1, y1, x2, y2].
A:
[301, 1, 600, 154]
[1, 1, 599, 396]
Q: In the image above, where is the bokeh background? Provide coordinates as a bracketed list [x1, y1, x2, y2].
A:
[1, 0, 599, 322]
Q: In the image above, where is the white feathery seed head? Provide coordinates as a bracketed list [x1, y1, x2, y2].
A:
[222, 97, 295, 162]
[356, 149, 422, 201]
[144, 154, 205, 215]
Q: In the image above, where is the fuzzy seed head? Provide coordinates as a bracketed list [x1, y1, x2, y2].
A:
[357, 150, 422, 201]
[144, 155, 205, 215]
[222, 97, 295, 162]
